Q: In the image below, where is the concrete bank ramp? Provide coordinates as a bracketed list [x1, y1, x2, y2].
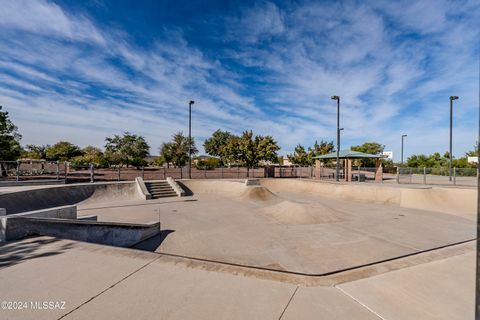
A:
[181, 180, 277, 201]
[239, 186, 276, 202]
[0, 182, 145, 214]
[258, 179, 476, 216]
[260, 200, 344, 225]
[181, 179, 346, 224]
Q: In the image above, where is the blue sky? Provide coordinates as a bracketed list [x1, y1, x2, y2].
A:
[0, 0, 478, 160]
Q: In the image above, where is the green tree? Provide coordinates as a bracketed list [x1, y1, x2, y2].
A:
[307, 140, 334, 164]
[195, 157, 222, 169]
[159, 142, 174, 167]
[221, 136, 241, 166]
[104, 132, 150, 167]
[351, 142, 385, 166]
[203, 129, 235, 164]
[159, 132, 197, 167]
[235, 131, 280, 167]
[70, 146, 108, 167]
[288, 145, 309, 166]
[407, 152, 475, 169]
[46, 141, 82, 161]
[0, 106, 22, 176]
[21, 144, 49, 159]
[255, 135, 280, 163]
[466, 142, 479, 157]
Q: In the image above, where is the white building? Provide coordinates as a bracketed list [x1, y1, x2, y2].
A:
[382, 151, 393, 160]
[467, 156, 478, 164]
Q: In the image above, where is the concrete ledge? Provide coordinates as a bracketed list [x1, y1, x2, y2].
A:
[77, 215, 98, 221]
[7, 205, 77, 219]
[167, 177, 185, 197]
[0, 181, 144, 214]
[245, 179, 261, 186]
[1, 205, 77, 242]
[0, 180, 65, 187]
[135, 177, 152, 200]
[3, 217, 160, 247]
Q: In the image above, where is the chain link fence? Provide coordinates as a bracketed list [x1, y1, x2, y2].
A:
[0, 160, 66, 183]
[396, 167, 478, 186]
[0, 162, 315, 184]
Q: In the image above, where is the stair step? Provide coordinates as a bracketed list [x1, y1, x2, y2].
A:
[149, 190, 176, 194]
[148, 186, 173, 190]
[151, 193, 178, 198]
[150, 191, 177, 195]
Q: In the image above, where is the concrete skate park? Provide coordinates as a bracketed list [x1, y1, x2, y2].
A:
[0, 178, 476, 319]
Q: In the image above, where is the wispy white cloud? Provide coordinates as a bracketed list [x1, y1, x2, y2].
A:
[0, 0, 477, 160]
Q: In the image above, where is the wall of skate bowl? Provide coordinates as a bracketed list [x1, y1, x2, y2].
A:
[0, 182, 144, 214]
[179, 180, 250, 197]
[258, 179, 476, 215]
[179, 179, 278, 201]
[180, 179, 475, 216]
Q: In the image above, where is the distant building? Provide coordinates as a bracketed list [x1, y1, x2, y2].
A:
[282, 156, 293, 166]
[382, 151, 393, 160]
[467, 156, 478, 164]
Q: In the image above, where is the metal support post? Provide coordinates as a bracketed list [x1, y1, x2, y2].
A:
[90, 164, 94, 183]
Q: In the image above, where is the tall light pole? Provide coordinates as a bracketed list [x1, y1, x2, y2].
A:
[449, 96, 459, 181]
[331, 95, 340, 181]
[401, 134, 407, 165]
[188, 100, 194, 179]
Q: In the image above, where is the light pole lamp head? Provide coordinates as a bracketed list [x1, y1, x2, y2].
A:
[189, 100, 195, 106]
[331, 95, 340, 101]
[450, 96, 459, 101]
[402, 134, 407, 138]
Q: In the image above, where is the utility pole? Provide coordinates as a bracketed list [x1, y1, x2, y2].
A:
[188, 100, 194, 179]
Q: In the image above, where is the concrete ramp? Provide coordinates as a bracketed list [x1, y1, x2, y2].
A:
[0, 182, 145, 214]
[258, 179, 476, 216]
[260, 200, 344, 225]
[239, 186, 277, 202]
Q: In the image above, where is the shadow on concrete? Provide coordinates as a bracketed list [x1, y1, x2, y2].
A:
[132, 229, 175, 252]
[0, 236, 74, 269]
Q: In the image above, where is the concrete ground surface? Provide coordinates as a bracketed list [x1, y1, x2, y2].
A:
[0, 236, 475, 320]
[0, 179, 477, 319]
[77, 182, 475, 275]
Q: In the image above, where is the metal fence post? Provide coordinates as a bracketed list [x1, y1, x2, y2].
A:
[56, 161, 60, 180]
[15, 160, 20, 182]
[90, 164, 94, 183]
[118, 167, 121, 181]
[396, 167, 399, 184]
[453, 167, 456, 185]
[64, 161, 68, 183]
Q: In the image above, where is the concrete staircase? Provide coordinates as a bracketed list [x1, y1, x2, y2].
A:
[145, 181, 178, 199]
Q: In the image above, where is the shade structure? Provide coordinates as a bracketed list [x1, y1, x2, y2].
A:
[313, 149, 385, 160]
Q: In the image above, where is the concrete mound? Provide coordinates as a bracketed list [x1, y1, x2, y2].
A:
[261, 200, 344, 225]
[239, 186, 277, 202]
